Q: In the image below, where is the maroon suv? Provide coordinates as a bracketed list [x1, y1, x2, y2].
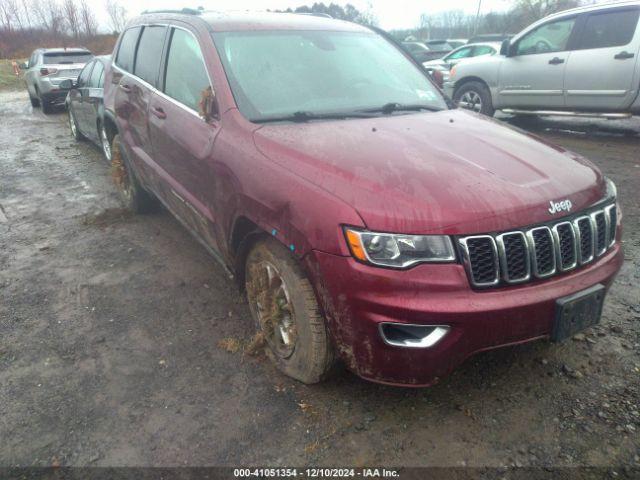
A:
[102, 11, 623, 386]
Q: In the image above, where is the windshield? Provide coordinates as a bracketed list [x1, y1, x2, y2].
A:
[212, 30, 447, 122]
[43, 52, 93, 64]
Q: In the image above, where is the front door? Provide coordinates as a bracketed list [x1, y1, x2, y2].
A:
[148, 26, 221, 251]
[565, 6, 640, 110]
[498, 16, 578, 109]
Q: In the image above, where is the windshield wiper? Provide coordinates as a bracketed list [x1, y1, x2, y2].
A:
[252, 110, 377, 124]
[360, 102, 444, 114]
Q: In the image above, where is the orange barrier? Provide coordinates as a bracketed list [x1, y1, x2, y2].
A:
[12, 61, 20, 76]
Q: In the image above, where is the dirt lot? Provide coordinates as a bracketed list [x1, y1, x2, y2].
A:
[0, 90, 639, 470]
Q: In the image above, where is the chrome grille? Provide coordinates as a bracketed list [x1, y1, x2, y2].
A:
[459, 204, 617, 288]
[459, 236, 499, 287]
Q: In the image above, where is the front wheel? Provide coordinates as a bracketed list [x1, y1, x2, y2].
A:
[454, 81, 495, 116]
[68, 109, 84, 141]
[99, 123, 112, 161]
[245, 238, 335, 384]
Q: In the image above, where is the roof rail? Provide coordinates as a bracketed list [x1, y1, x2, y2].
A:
[141, 7, 203, 15]
[295, 12, 333, 19]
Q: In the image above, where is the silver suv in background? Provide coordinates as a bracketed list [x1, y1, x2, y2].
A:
[445, 1, 640, 118]
[23, 48, 94, 113]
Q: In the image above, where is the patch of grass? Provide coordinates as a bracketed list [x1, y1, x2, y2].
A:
[0, 59, 26, 91]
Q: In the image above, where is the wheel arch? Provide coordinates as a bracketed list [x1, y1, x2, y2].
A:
[453, 76, 491, 96]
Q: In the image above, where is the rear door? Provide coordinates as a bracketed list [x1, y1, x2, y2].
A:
[498, 15, 578, 108]
[564, 6, 640, 110]
[113, 25, 167, 184]
[148, 25, 221, 249]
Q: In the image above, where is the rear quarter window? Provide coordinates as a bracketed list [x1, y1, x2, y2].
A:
[577, 9, 640, 50]
[116, 27, 141, 72]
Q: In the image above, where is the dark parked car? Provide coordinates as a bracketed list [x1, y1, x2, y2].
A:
[401, 41, 432, 63]
[63, 56, 112, 161]
[102, 11, 622, 387]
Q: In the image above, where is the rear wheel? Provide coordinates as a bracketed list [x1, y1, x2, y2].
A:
[454, 81, 495, 116]
[110, 134, 159, 214]
[41, 99, 53, 114]
[29, 93, 40, 107]
[245, 238, 335, 384]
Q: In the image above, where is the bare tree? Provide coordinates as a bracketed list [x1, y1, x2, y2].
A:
[62, 0, 80, 37]
[0, 0, 14, 31]
[20, 0, 31, 28]
[105, 0, 127, 33]
[78, 0, 96, 37]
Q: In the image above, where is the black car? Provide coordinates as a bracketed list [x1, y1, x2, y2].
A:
[62, 55, 112, 161]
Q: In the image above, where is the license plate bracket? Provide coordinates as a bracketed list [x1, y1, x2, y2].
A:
[552, 284, 605, 342]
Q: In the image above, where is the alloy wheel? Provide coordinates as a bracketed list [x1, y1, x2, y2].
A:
[101, 126, 112, 161]
[459, 91, 483, 113]
[247, 260, 298, 359]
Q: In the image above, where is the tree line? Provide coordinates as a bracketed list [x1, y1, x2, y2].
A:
[0, 0, 127, 57]
[0, 0, 597, 59]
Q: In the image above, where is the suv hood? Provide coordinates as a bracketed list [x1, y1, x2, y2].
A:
[253, 110, 605, 235]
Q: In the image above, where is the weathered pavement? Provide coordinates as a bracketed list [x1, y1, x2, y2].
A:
[1, 91, 639, 469]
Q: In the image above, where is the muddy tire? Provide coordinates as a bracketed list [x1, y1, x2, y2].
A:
[454, 81, 495, 116]
[245, 238, 335, 384]
[110, 134, 159, 214]
[68, 109, 84, 141]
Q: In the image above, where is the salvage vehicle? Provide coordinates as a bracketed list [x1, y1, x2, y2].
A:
[445, 1, 640, 117]
[102, 10, 623, 386]
[63, 56, 113, 161]
[23, 48, 94, 114]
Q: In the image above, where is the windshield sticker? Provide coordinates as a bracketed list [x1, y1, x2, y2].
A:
[416, 90, 436, 100]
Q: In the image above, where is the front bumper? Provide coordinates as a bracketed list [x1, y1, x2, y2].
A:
[307, 244, 623, 387]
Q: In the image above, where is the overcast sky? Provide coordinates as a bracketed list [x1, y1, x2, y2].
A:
[86, 0, 513, 31]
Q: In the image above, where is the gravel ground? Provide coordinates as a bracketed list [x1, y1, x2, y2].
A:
[0, 90, 639, 471]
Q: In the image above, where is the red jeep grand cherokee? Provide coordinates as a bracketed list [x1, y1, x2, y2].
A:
[102, 11, 623, 386]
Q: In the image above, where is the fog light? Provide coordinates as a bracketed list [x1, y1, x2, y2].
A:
[379, 323, 449, 348]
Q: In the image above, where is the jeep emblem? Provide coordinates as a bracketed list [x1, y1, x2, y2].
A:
[548, 199, 572, 215]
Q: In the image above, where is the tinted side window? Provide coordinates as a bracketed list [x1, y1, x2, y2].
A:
[116, 27, 141, 72]
[578, 9, 640, 50]
[447, 47, 473, 60]
[473, 45, 495, 56]
[516, 17, 576, 55]
[134, 26, 167, 86]
[89, 61, 104, 88]
[78, 62, 94, 87]
[163, 28, 210, 112]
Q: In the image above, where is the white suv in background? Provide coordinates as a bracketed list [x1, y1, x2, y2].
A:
[444, 1, 640, 118]
[23, 48, 94, 114]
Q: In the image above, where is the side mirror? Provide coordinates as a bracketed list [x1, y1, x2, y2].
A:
[500, 39, 511, 56]
[59, 79, 74, 89]
[199, 86, 219, 123]
[19, 62, 28, 70]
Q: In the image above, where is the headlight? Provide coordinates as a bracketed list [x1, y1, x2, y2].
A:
[344, 228, 456, 268]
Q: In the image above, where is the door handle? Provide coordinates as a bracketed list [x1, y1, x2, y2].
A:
[119, 84, 131, 93]
[614, 51, 634, 60]
[548, 57, 565, 65]
[151, 106, 166, 119]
